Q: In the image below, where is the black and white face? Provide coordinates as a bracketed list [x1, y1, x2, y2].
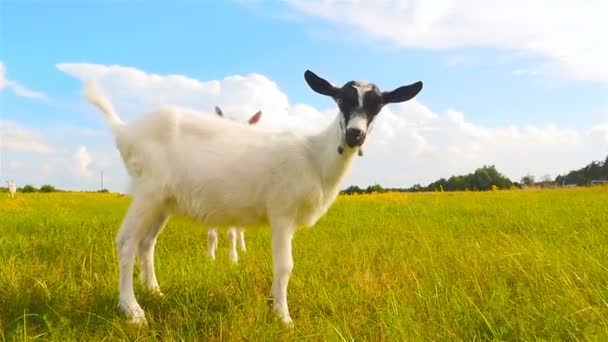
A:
[304, 70, 423, 149]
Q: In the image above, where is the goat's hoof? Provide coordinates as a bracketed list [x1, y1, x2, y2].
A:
[229, 253, 239, 264]
[149, 289, 164, 299]
[279, 315, 293, 327]
[128, 316, 148, 327]
[273, 308, 293, 326]
[283, 317, 294, 327]
[118, 302, 147, 327]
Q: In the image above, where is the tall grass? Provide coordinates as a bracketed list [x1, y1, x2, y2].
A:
[1, 187, 607, 340]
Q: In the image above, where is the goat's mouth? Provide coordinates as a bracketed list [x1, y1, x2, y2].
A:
[345, 139, 365, 148]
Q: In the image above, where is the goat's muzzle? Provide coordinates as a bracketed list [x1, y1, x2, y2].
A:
[345, 128, 366, 148]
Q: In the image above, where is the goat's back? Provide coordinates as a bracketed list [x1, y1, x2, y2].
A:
[116, 108, 324, 227]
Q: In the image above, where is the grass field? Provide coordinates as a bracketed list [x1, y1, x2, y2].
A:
[1, 187, 607, 341]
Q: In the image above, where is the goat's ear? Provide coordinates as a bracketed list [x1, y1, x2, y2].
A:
[248, 110, 262, 125]
[382, 81, 423, 104]
[304, 70, 338, 97]
[214, 106, 223, 117]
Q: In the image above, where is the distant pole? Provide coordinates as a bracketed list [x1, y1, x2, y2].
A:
[101, 170, 104, 191]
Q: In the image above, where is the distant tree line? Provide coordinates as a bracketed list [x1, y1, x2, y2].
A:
[416, 165, 513, 192]
[341, 165, 513, 194]
[3, 156, 606, 195]
[0, 184, 113, 193]
[341, 184, 387, 195]
[340, 154, 608, 194]
[555, 155, 608, 186]
[18, 184, 59, 193]
[0, 184, 63, 193]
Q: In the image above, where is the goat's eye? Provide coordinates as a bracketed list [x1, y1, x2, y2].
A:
[336, 98, 343, 105]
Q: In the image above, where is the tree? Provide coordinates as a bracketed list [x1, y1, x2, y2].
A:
[341, 185, 363, 195]
[420, 165, 513, 192]
[555, 154, 608, 186]
[410, 184, 423, 192]
[20, 185, 38, 193]
[366, 184, 385, 194]
[470, 165, 512, 190]
[40, 184, 56, 192]
[521, 174, 535, 186]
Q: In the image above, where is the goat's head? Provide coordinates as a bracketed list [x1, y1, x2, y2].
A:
[304, 70, 422, 152]
[215, 106, 262, 126]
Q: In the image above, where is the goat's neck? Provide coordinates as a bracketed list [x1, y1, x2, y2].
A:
[309, 114, 358, 193]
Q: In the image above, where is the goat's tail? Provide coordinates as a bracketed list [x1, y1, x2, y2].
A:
[84, 81, 125, 135]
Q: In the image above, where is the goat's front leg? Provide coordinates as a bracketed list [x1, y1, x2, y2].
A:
[270, 219, 295, 325]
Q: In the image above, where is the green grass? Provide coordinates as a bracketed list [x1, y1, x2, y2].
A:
[1, 188, 608, 340]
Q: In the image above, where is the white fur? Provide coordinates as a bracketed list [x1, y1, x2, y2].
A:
[85, 81, 360, 326]
[346, 114, 368, 132]
[207, 106, 259, 263]
[6, 180, 16, 198]
[352, 82, 373, 104]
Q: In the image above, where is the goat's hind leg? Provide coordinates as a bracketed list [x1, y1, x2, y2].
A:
[138, 212, 169, 297]
[228, 227, 238, 263]
[115, 199, 164, 326]
[238, 228, 246, 252]
[208, 228, 219, 260]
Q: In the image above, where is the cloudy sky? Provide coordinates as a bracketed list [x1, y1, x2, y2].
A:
[1, 0, 607, 191]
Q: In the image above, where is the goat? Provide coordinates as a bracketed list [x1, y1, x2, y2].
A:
[208, 105, 262, 263]
[6, 180, 16, 198]
[84, 70, 422, 326]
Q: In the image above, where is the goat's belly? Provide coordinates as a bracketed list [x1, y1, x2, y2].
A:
[170, 195, 267, 227]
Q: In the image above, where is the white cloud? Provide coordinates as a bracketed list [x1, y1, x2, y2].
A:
[285, 0, 608, 82]
[0, 120, 55, 153]
[0, 119, 122, 191]
[0, 62, 7, 90]
[10, 83, 48, 100]
[589, 124, 608, 144]
[52, 63, 607, 190]
[363, 101, 608, 186]
[0, 62, 48, 100]
[57, 63, 331, 134]
[7, 160, 24, 172]
[72, 145, 93, 178]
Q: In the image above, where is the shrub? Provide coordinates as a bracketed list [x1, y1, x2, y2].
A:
[20, 185, 38, 193]
[40, 184, 57, 193]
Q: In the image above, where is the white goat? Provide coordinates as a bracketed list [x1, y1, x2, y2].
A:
[208, 105, 262, 263]
[6, 180, 16, 198]
[84, 70, 422, 326]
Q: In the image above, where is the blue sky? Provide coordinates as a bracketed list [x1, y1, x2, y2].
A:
[1, 0, 607, 191]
